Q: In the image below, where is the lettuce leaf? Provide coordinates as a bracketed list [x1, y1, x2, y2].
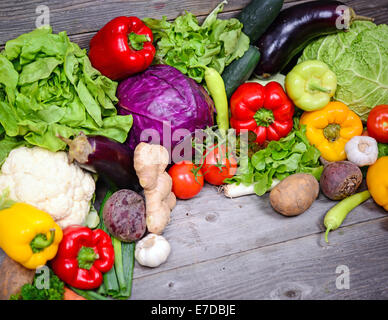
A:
[143, 1, 249, 83]
[0, 26, 132, 163]
[224, 120, 323, 196]
[299, 21, 388, 121]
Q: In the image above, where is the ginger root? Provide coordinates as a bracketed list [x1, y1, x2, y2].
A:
[134, 143, 176, 234]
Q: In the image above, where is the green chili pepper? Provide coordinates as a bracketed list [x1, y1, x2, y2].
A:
[204, 67, 230, 132]
[324, 190, 371, 243]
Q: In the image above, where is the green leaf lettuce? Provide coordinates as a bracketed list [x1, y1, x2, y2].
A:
[0, 26, 132, 163]
[225, 120, 323, 196]
[143, 0, 249, 83]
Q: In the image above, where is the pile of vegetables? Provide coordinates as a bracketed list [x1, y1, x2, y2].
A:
[0, 0, 388, 300]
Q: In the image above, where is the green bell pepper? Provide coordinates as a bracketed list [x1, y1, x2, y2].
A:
[285, 60, 337, 112]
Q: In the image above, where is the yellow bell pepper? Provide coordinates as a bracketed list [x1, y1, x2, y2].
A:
[367, 156, 388, 211]
[0, 203, 63, 269]
[300, 101, 363, 162]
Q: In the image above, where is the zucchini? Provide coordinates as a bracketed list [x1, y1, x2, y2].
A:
[222, 45, 261, 99]
[237, 0, 284, 43]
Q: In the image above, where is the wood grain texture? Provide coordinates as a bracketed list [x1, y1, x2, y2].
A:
[1, 0, 387, 47]
[130, 217, 388, 299]
[130, 184, 387, 280]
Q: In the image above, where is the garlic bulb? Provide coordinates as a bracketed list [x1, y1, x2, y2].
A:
[345, 136, 378, 167]
[135, 234, 171, 268]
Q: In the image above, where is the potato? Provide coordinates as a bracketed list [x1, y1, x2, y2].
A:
[319, 161, 362, 200]
[103, 189, 146, 242]
[0, 255, 35, 299]
[269, 173, 319, 216]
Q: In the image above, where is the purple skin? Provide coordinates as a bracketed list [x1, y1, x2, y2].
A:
[254, 1, 373, 77]
[65, 133, 142, 192]
[116, 65, 215, 156]
[103, 189, 146, 242]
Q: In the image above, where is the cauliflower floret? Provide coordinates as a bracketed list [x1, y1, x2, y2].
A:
[0, 146, 96, 229]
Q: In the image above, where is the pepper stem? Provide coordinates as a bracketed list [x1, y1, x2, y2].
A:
[128, 32, 150, 51]
[323, 123, 341, 142]
[308, 83, 331, 94]
[325, 227, 331, 244]
[30, 229, 56, 253]
[253, 108, 275, 127]
[350, 8, 375, 23]
[77, 246, 99, 270]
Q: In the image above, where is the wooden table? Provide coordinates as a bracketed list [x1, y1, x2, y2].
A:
[1, 0, 388, 300]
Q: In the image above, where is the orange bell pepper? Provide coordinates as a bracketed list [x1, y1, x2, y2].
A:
[367, 156, 388, 211]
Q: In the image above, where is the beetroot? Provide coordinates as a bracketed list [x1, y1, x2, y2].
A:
[320, 161, 363, 200]
[103, 189, 146, 242]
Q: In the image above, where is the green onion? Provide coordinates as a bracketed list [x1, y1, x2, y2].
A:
[121, 242, 135, 298]
[98, 189, 120, 294]
[112, 237, 126, 293]
[69, 286, 111, 300]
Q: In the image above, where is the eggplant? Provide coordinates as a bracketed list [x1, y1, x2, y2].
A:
[254, 0, 374, 78]
[60, 133, 142, 192]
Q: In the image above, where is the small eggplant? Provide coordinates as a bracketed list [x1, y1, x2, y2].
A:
[255, 0, 374, 78]
[60, 133, 142, 192]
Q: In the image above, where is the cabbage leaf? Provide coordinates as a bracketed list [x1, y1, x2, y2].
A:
[299, 21, 388, 121]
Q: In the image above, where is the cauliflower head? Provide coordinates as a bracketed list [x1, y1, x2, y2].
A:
[0, 146, 95, 229]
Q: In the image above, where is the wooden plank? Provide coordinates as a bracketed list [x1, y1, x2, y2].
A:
[0, 0, 251, 45]
[129, 183, 386, 280]
[129, 217, 388, 299]
[2, 0, 387, 47]
[2, 0, 385, 50]
[53, 1, 313, 50]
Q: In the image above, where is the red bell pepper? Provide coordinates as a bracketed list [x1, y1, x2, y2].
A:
[51, 225, 115, 290]
[367, 104, 388, 143]
[89, 16, 155, 80]
[230, 82, 294, 144]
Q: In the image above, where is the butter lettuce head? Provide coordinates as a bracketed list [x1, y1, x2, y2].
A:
[0, 26, 132, 159]
[299, 21, 388, 121]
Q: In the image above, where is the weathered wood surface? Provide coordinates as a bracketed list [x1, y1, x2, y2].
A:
[1, 0, 388, 49]
[1, 0, 388, 300]
[131, 215, 388, 299]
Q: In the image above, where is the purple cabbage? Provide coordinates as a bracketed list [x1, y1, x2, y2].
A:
[117, 65, 214, 156]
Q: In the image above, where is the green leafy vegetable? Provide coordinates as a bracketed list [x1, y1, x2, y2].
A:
[0, 26, 132, 163]
[299, 21, 388, 121]
[143, 0, 249, 83]
[378, 143, 388, 158]
[0, 135, 27, 167]
[10, 270, 64, 300]
[225, 119, 324, 196]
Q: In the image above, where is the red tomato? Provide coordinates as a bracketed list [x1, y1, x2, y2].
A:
[201, 145, 238, 186]
[168, 161, 204, 200]
[367, 105, 388, 143]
